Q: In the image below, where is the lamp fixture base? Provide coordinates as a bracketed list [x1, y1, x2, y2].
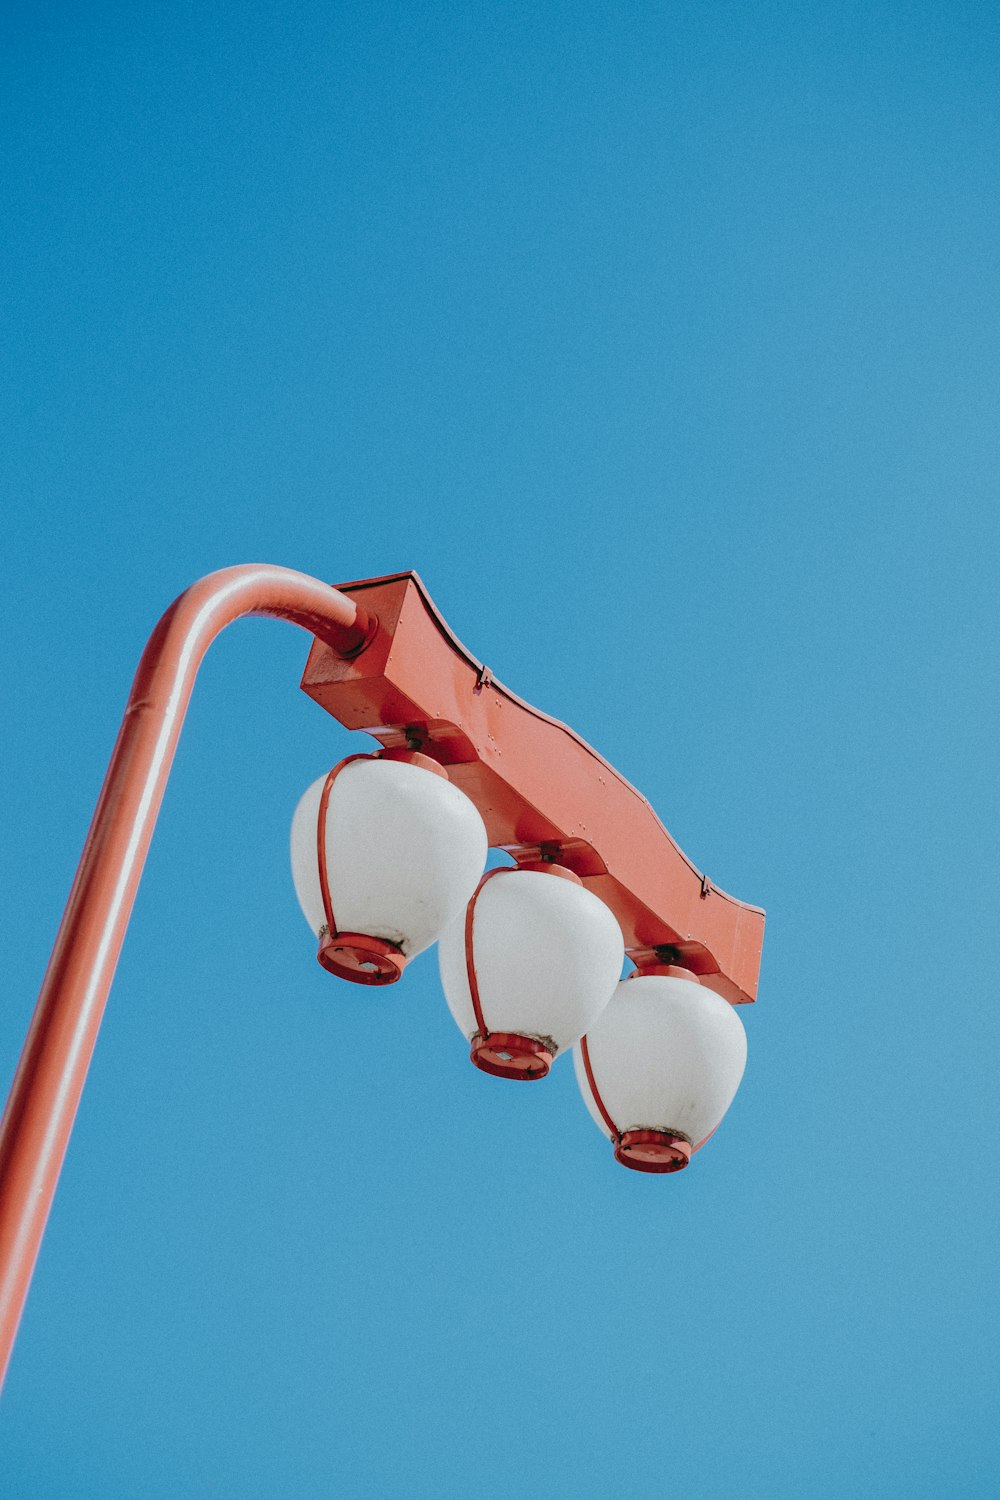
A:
[317, 932, 404, 985]
[615, 1130, 692, 1174]
[470, 1032, 553, 1080]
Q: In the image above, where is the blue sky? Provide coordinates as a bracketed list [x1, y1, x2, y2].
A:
[2, 3, 998, 1495]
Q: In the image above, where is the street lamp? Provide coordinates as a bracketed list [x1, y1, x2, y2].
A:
[0, 564, 765, 1388]
[438, 865, 626, 1079]
[290, 752, 489, 982]
[575, 969, 749, 1173]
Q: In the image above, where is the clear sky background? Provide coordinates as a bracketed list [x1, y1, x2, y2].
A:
[2, 3, 998, 1496]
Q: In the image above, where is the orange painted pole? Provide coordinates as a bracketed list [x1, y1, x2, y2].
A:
[0, 566, 369, 1387]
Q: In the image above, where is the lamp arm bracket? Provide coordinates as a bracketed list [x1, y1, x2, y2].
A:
[301, 571, 764, 1004]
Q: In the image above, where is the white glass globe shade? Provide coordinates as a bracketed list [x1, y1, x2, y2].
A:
[574, 974, 747, 1173]
[438, 868, 624, 1079]
[290, 755, 488, 984]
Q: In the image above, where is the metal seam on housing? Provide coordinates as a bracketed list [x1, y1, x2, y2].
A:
[463, 867, 510, 1040]
[315, 754, 369, 941]
[578, 1033, 621, 1143]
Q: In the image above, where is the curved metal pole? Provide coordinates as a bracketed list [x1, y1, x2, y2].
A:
[0, 565, 370, 1386]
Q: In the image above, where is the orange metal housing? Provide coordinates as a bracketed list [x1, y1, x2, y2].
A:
[301, 572, 764, 1007]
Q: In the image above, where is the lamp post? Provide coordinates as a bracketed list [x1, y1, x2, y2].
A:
[0, 564, 765, 1387]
